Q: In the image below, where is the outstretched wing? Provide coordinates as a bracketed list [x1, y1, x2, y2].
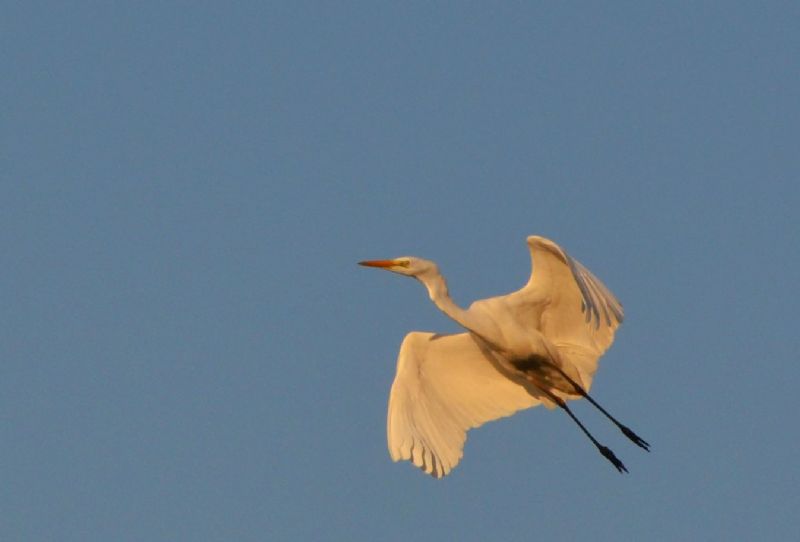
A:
[387, 332, 540, 478]
[516, 236, 624, 388]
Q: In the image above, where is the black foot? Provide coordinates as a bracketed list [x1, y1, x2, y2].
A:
[599, 445, 628, 473]
[621, 425, 650, 452]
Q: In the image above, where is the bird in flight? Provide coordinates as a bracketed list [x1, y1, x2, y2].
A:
[359, 235, 648, 478]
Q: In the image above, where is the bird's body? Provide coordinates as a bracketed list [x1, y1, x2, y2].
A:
[360, 235, 647, 478]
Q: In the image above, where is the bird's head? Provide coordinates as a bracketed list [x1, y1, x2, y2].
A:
[358, 256, 438, 278]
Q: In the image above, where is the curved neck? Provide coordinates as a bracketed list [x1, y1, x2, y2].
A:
[417, 271, 493, 342]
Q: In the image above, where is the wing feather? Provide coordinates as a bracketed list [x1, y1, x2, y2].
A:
[387, 332, 540, 478]
[518, 236, 624, 388]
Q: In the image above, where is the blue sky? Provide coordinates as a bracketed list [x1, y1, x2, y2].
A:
[3, 2, 799, 540]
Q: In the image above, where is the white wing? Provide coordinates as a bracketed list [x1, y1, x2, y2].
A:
[514, 236, 624, 389]
[387, 332, 540, 478]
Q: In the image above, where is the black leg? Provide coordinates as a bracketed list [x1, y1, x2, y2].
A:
[529, 378, 628, 473]
[549, 363, 650, 452]
[560, 402, 628, 473]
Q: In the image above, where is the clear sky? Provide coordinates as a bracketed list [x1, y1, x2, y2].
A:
[4, 2, 799, 541]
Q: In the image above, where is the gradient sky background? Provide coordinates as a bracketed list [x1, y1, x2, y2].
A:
[4, 2, 799, 541]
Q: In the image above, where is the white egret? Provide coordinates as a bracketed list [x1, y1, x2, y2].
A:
[359, 235, 648, 478]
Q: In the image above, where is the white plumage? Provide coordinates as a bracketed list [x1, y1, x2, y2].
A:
[361, 235, 647, 478]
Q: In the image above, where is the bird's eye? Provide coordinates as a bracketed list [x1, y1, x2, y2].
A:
[399, 260, 410, 267]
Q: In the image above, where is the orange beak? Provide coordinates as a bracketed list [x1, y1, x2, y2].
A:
[358, 259, 398, 268]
